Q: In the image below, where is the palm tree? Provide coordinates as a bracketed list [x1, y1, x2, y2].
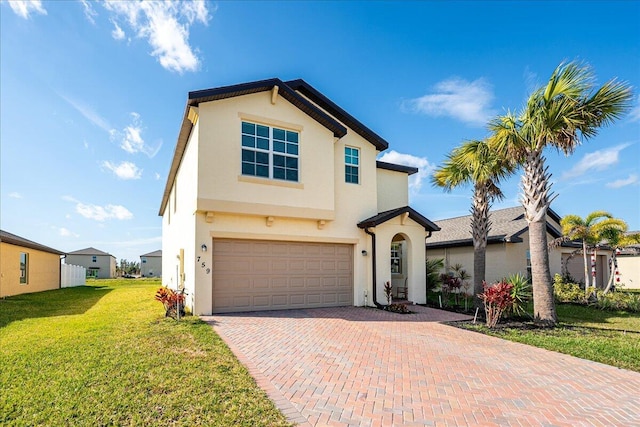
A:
[432, 139, 514, 310]
[490, 61, 632, 326]
[561, 211, 627, 296]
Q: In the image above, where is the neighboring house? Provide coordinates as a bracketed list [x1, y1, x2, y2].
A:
[140, 250, 162, 277]
[0, 229, 64, 297]
[615, 234, 640, 290]
[65, 247, 116, 279]
[425, 206, 612, 288]
[160, 78, 439, 315]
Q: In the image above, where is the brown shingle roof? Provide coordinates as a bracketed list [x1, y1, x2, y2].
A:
[0, 229, 64, 255]
[358, 206, 440, 232]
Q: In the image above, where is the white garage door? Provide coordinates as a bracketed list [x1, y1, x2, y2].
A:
[212, 239, 353, 313]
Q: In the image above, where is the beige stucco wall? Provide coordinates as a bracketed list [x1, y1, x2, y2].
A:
[140, 256, 162, 277]
[426, 231, 567, 288]
[162, 117, 199, 310]
[65, 254, 116, 279]
[376, 168, 409, 212]
[0, 242, 60, 297]
[617, 256, 640, 289]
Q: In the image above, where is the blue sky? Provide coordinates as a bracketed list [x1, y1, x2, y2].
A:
[1, 0, 639, 262]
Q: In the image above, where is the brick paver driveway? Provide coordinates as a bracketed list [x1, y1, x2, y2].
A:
[203, 306, 640, 426]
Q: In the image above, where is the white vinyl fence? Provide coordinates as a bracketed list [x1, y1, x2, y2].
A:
[61, 263, 86, 288]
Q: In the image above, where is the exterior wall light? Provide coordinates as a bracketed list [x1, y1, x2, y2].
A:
[361, 250, 368, 256]
[201, 244, 208, 252]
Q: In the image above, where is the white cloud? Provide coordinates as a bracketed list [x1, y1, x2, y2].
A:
[63, 196, 133, 221]
[58, 93, 113, 132]
[76, 203, 133, 221]
[378, 150, 434, 193]
[403, 77, 495, 126]
[562, 144, 630, 179]
[111, 19, 125, 40]
[6, 0, 46, 19]
[80, 0, 97, 24]
[112, 112, 162, 157]
[102, 160, 143, 180]
[58, 227, 79, 238]
[155, 172, 161, 180]
[606, 174, 639, 189]
[8, 192, 23, 199]
[102, 0, 211, 73]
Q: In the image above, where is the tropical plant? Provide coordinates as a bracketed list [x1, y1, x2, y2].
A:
[426, 258, 444, 294]
[505, 272, 532, 317]
[489, 61, 633, 326]
[155, 287, 186, 319]
[560, 211, 627, 295]
[479, 280, 514, 328]
[383, 281, 393, 305]
[432, 139, 515, 310]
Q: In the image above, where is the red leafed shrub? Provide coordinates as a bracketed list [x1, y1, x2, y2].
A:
[479, 280, 514, 328]
[155, 287, 186, 319]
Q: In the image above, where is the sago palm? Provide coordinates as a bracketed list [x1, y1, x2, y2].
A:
[561, 211, 627, 295]
[432, 139, 514, 310]
[489, 61, 632, 326]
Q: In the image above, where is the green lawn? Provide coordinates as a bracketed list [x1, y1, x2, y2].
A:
[456, 303, 640, 372]
[0, 279, 291, 427]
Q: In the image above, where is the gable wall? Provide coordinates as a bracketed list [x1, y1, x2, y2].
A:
[65, 254, 115, 279]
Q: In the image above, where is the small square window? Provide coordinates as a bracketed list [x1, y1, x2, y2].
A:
[92, 256, 97, 263]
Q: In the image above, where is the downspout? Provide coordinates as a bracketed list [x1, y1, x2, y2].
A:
[364, 228, 384, 308]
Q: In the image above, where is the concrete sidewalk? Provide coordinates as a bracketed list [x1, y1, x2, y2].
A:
[203, 306, 640, 426]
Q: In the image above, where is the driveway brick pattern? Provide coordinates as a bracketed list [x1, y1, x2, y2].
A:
[203, 306, 640, 426]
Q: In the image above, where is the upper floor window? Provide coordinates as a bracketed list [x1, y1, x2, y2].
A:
[241, 121, 299, 182]
[345, 147, 359, 184]
[20, 252, 28, 284]
[141, 257, 147, 264]
[92, 256, 97, 263]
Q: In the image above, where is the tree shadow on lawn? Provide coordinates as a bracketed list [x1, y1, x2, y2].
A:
[0, 285, 112, 329]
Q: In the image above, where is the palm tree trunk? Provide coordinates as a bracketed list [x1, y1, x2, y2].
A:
[522, 150, 557, 326]
[529, 220, 557, 325]
[471, 184, 490, 310]
[603, 252, 617, 294]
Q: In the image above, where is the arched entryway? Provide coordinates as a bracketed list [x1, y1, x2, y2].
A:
[391, 233, 411, 301]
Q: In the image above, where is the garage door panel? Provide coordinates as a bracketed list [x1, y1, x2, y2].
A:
[212, 239, 353, 313]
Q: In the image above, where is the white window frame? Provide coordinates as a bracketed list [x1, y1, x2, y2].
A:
[391, 242, 402, 274]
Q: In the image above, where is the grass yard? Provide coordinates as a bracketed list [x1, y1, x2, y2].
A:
[0, 279, 291, 427]
[456, 303, 640, 372]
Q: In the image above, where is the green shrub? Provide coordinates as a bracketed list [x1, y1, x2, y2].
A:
[592, 290, 640, 313]
[553, 273, 585, 303]
[505, 272, 532, 317]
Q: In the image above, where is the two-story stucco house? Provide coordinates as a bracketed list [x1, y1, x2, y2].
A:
[140, 250, 162, 278]
[160, 78, 439, 315]
[65, 247, 116, 279]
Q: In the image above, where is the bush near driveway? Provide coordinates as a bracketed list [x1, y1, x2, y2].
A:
[0, 279, 291, 427]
